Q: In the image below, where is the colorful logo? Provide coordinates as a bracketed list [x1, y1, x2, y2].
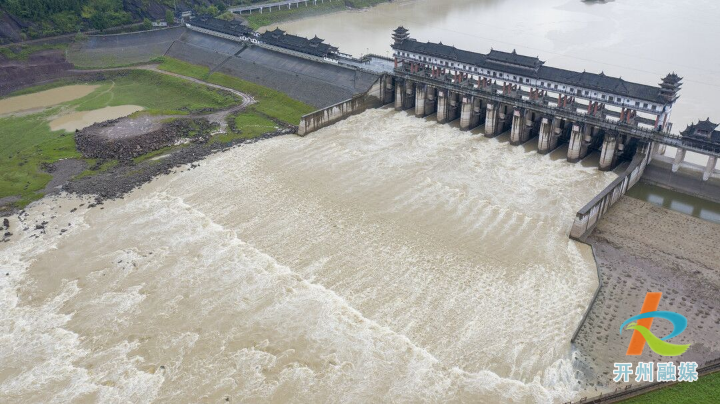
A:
[619, 292, 691, 356]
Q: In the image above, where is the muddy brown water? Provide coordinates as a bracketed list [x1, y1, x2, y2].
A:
[49, 105, 145, 132]
[0, 85, 99, 115]
[1, 110, 622, 403]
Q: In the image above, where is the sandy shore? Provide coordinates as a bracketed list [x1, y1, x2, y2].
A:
[573, 196, 720, 393]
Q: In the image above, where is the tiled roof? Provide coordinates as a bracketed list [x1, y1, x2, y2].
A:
[259, 30, 338, 58]
[190, 15, 253, 37]
[393, 39, 668, 104]
[681, 119, 720, 143]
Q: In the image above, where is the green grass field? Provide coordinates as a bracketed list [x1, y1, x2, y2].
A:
[157, 57, 314, 124]
[243, 0, 389, 30]
[622, 372, 720, 404]
[66, 70, 238, 113]
[0, 70, 239, 208]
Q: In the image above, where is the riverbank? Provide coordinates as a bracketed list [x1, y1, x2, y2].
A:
[242, 0, 391, 30]
[0, 60, 312, 215]
[572, 196, 720, 395]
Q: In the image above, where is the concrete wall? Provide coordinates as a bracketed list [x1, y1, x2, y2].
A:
[298, 76, 386, 136]
[569, 145, 652, 240]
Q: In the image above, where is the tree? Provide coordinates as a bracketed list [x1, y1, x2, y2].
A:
[142, 18, 152, 30]
[218, 11, 234, 21]
[165, 9, 175, 25]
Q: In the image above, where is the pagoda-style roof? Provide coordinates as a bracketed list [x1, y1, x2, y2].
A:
[662, 72, 683, 84]
[681, 118, 720, 143]
[190, 15, 253, 37]
[259, 29, 338, 58]
[695, 118, 718, 132]
[487, 49, 544, 70]
[393, 35, 672, 104]
[394, 26, 409, 34]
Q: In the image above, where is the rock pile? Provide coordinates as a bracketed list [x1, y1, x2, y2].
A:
[75, 118, 214, 160]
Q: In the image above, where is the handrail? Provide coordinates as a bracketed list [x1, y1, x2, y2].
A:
[394, 69, 720, 157]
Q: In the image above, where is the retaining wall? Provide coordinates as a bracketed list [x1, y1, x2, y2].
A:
[298, 75, 385, 136]
[569, 147, 652, 241]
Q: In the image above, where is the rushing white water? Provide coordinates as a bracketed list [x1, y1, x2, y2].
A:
[1, 110, 620, 403]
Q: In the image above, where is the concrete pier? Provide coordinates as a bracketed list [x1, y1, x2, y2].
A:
[382, 75, 395, 105]
[415, 84, 426, 117]
[424, 86, 437, 117]
[460, 96, 482, 131]
[484, 102, 499, 137]
[567, 123, 590, 163]
[510, 109, 523, 144]
[394, 83, 403, 111]
[510, 108, 536, 145]
[437, 90, 458, 124]
[537, 117, 555, 154]
[598, 133, 619, 171]
[403, 80, 416, 110]
[704, 156, 717, 181]
[672, 148, 686, 172]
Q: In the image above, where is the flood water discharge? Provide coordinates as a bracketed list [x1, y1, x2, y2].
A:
[1, 110, 620, 403]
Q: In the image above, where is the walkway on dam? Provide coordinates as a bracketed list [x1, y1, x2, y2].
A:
[231, 0, 337, 14]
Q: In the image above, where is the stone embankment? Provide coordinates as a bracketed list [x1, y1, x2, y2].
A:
[75, 117, 215, 160]
[67, 127, 295, 204]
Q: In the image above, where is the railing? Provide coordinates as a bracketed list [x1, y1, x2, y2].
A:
[394, 69, 720, 157]
[568, 150, 651, 240]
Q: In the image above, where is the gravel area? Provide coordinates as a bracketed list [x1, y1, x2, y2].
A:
[573, 196, 720, 392]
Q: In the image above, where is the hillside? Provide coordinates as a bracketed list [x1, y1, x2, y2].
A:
[0, 0, 256, 43]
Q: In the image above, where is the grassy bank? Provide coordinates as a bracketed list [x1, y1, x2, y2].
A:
[157, 56, 314, 124]
[243, 0, 389, 30]
[0, 70, 239, 209]
[622, 372, 720, 404]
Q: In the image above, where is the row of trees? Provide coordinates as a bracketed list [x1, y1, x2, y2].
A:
[0, 0, 245, 39]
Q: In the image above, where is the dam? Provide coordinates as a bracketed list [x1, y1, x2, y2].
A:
[3, 1, 720, 402]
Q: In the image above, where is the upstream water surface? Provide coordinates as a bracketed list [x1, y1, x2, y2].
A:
[278, 0, 720, 166]
[1, 110, 620, 403]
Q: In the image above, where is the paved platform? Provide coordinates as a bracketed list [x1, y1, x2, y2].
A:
[573, 196, 720, 393]
[642, 159, 720, 203]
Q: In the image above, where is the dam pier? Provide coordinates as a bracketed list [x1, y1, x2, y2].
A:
[384, 27, 720, 172]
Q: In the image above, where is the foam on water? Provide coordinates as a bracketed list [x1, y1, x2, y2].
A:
[1, 109, 620, 403]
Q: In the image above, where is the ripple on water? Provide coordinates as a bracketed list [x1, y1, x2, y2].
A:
[1, 109, 620, 403]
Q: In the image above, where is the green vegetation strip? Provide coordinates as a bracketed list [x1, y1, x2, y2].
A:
[0, 70, 238, 208]
[157, 56, 314, 124]
[0, 43, 68, 61]
[243, 0, 389, 30]
[621, 372, 720, 404]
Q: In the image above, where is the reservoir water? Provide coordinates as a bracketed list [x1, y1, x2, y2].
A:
[277, 0, 720, 166]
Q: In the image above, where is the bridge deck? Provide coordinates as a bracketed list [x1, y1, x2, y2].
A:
[231, 0, 334, 13]
[394, 69, 720, 158]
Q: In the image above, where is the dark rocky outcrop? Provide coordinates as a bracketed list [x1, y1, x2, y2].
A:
[75, 118, 214, 160]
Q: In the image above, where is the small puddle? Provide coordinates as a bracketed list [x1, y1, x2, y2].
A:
[49, 105, 145, 132]
[0, 85, 99, 115]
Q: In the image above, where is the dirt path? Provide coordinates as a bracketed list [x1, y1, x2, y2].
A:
[71, 65, 257, 131]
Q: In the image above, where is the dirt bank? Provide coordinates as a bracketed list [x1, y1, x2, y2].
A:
[573, 196, 720, 394]
[0, 49, 74, 95]
[66, 128, 295, 204]
[75, 117, 215, 160]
